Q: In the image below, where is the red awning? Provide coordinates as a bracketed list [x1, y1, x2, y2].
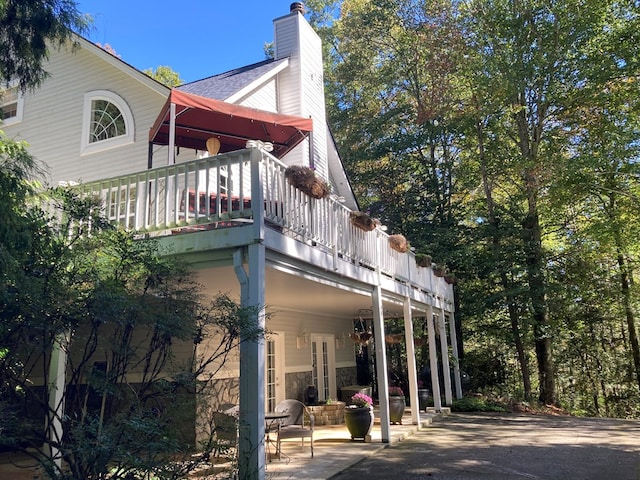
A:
[149, 90, 313, 157]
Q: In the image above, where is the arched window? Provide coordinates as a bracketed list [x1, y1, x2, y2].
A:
[81, 90, 134, 154]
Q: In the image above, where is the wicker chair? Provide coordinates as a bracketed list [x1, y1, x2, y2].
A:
[274, 399, 314, 458]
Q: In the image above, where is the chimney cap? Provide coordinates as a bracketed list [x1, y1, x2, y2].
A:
[290, 2, 305, 14]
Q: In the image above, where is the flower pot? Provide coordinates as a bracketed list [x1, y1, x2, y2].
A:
[344, 406, 374, 440]
[418, 389, 430, 412]
[388, 396, 405, 424]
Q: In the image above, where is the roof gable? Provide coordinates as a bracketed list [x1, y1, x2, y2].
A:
[177, 58, 288, 101]
[74, 34, 169, 96]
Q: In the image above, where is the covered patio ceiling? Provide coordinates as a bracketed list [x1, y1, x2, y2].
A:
[149, 89, 313, 159]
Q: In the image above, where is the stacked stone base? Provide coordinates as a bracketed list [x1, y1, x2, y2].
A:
[307, 401, 346, 425]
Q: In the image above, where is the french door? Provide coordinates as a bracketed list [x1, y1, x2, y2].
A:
[311, 334, 336, 401]
[265, 332, 285, 412]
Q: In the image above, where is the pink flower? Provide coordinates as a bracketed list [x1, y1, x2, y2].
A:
[351, 392, 373, 408]
[389, 386, 404, 397]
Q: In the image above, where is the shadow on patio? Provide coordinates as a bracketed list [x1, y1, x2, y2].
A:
[265, 407, 450, 480]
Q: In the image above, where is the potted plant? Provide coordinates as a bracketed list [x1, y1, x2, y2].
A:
[433, 264, 446, 277]
[344, 392, 374, 441]
[415, 253, 432, 267]
[417, 380, 430, 412]
[388, 386, 405, 424]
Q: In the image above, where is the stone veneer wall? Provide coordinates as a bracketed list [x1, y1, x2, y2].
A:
[285, 371, 313, 401]
[285, 367, 357, 403]
[336, 366, 357, 393]
[307, 401, 345, 425]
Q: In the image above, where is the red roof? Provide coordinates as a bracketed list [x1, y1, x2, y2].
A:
[149, 90, 313, 157]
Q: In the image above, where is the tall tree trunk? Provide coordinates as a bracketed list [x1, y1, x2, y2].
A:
[514, 90, 556, 405]
[476, 118, 532, 399]
[522, 182, 555, 405]
[608, 191, 640, 389]
[616, 248, 640, 390]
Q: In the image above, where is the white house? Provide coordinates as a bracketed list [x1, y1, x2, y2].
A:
[1, 4, 459, 479]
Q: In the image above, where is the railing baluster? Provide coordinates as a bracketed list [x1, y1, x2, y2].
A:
[72, 149, 439, 297]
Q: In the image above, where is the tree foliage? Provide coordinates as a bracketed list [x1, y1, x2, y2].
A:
[0, 133, 265, 478]
[309, 0, 640, 414]
[0, 0, 90, 91]
[143, 65, 184, 88]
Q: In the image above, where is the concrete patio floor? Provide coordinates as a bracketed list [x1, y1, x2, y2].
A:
[265, 407, 449, 480]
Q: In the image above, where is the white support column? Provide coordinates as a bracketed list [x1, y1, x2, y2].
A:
[403, 298, 420, 425]
[438, 312, 453, 406]
[249, 146, 265, 242]
[234, 246, 266, 480]
[167, 102, 176, 165]
[372, 285, 390, 442]
[47, 332, 69, 470]
[426, 304, 442, 412]
[448, 311, 463, 399]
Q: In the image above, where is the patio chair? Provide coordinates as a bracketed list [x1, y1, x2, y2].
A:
[274, 399, 314, 458]
[212, 411, 238, 461]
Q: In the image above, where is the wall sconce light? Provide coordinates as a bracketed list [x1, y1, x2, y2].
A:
[297, 330, 309, 349]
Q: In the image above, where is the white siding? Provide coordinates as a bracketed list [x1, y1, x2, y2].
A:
[3, 42, 168, 185]
[267, 310, 355, 372]
[273, 12, 329, 179]
[237, 78, 278, 112]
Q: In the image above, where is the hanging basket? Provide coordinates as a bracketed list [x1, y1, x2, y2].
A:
[349, 211, 378, 232]
[388, 234, 410, 253]
[350, 331, 373, 346]
[285, 165, 330, 199]
[414, 336, 427, 347]
[385, 334, 404, 344]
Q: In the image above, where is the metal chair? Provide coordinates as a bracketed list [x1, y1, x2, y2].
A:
[212, 411, 238, 461]
[274, 399, 314, 458]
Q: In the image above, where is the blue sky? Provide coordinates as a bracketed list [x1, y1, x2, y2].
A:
[76, 1, 299, 83]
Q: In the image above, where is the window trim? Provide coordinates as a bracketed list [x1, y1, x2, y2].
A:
[1, 82, 24, 126]
[81, 90, 134, 155]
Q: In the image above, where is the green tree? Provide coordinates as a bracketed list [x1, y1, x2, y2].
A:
[310, 0, 640, 410]
[0, 0, 90, 91]
[143, 65, 184, 88]
[0, 134, 265, 478]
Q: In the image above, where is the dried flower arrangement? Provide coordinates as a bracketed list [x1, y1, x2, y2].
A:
[349, 211, 379, 232]
[284, 165, 330, 199]
[388, 234, 410, 253]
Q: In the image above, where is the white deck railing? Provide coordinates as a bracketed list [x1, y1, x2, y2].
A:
[76, 146, 449, 297]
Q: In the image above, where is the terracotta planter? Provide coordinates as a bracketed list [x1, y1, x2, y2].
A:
[388, 396, 405, 424]
[344, 406, 374, 440]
